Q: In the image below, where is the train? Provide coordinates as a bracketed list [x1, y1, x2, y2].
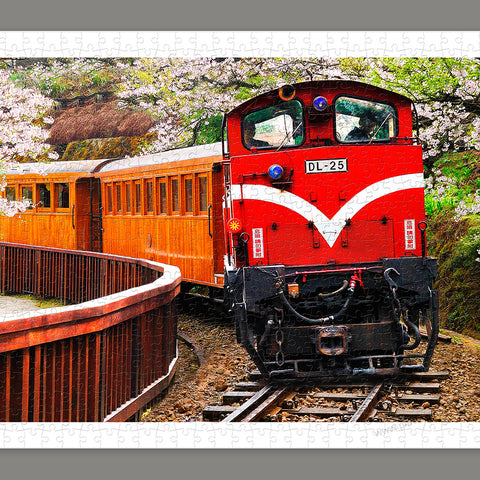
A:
[1, 80, 439, 380]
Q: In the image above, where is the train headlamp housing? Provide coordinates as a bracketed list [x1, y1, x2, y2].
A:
[313, 96, 328, 112]
[267, 164, 285, 180]
[279, 84, 296, 101]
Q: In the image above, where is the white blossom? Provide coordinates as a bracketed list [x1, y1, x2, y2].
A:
[0, 69, 56, 215]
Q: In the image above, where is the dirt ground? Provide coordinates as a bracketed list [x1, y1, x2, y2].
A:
[143, 313, 480, 422]
[142, 312, 255, 421]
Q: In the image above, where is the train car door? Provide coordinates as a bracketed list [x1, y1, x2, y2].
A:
[211, 162, 226, 285]
[89, 178, 103, 252]
[74, 178, 102, 252]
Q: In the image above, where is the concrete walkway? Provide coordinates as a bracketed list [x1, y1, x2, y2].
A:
[0, 295, 43, 321]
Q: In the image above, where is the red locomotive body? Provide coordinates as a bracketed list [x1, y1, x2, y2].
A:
[222, 81, 438, 378]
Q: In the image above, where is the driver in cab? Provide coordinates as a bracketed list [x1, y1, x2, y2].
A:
[345, 116, 376, 141]
[243, 120, 270, 148]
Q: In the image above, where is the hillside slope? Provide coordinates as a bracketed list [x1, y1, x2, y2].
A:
[426, 150, 480, 336]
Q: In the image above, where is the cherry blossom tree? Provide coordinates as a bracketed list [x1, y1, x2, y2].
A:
[9, 57, 480, 160]
[354, 58, 480, 163]
[4, 56, 480, 223]
[0, 68, 58, 216]
[116, 57, 346, 152]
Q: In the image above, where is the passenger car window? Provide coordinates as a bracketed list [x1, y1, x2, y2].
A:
[6, 186, 15, 201]
[21, 186, 33, 209]
[184, 178, 193, 213]
[335, 96, 397, 143]
[171, 178, 179, 212]
[242, 100, 304, 149]
[125, 183, 132, 212]
[146, 181, 154, 213]
[135, 182, 141, 214]
[55, 183, 69, 209]
[106, 185, 113, 213]
[116, 184, 122, 213]
[159, 181, 167, 214]
[38, 183, 51, 208]
[198, 176, 208, 212]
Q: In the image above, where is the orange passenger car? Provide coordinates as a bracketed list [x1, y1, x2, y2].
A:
[95, 144, 225, 287]
[0, 161, 104, 251]
[1, 143, 225, 289]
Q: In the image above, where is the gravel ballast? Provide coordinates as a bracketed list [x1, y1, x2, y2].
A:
[143, 314, 480, 422]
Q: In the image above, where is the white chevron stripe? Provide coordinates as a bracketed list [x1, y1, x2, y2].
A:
[231, 173, 424, 247]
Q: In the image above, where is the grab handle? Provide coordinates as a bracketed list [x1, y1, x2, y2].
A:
[208, 204, 212, 238]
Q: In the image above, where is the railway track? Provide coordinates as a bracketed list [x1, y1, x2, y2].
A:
[203, 370, 450, 422]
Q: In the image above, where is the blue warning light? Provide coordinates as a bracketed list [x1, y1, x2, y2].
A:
[268, 164, 284, 180]
[313, 96, 328, 112]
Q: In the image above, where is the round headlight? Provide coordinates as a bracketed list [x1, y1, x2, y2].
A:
[268, 164, 285, 180]
[313, 96, 328, 112]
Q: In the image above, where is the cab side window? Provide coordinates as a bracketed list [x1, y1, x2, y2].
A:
[335, 96, 398, 143]
[242, 100, 304, 150]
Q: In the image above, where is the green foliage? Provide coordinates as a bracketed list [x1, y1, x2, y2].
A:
[17, 61, 124, 99]
[424, 151, 480, 215]
[427, 151, 480, 335]
[338, 58, 372, 77]
[195, 115, 223, 144]
[366, 58, 480, 101]
[425, 184, 469, 216]
[7, 71, 25, 87]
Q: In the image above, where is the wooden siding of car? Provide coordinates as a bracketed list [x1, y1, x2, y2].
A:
[0, 175, 86, 251]
[97, 155, 224, 286]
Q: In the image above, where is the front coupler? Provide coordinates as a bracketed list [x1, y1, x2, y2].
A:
[225, 257, 439, 380]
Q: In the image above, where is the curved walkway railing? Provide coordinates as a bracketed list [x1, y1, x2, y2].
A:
[0, 242, 181, 422]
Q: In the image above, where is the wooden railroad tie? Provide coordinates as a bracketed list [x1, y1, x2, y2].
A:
[202, 370, 449, 422]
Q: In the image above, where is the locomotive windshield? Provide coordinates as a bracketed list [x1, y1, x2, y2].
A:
[242, 100, 304, 149]
[335, 96, 398, 143]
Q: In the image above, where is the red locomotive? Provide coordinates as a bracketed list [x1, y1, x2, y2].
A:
[1, 80, 438, 379]
[222, 80, 438, 378]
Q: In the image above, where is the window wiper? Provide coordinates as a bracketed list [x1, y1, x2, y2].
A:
[368, 113, 394, 144]
[276, 122, 303, 151]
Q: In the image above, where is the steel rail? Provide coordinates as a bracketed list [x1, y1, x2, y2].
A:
[348, 382, 384, 422]
[205, 370, 446, 422]
[221, 385, 290, 422]
[240, 387, 291, 422]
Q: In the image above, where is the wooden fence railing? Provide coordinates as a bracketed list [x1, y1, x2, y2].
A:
[0, 242, 181, 422]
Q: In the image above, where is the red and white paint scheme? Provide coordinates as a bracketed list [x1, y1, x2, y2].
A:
[224, 81, 426, 267]
[222, 81, 438, 379]
[1, 79, 438, 380]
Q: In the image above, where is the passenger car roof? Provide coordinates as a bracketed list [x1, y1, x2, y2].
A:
[6, 143, 223, 176]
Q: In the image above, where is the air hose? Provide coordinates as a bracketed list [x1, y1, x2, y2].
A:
[384, 268, 421, 350]
[401, 316, 422, 350]
[277, 273, 360, 325]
